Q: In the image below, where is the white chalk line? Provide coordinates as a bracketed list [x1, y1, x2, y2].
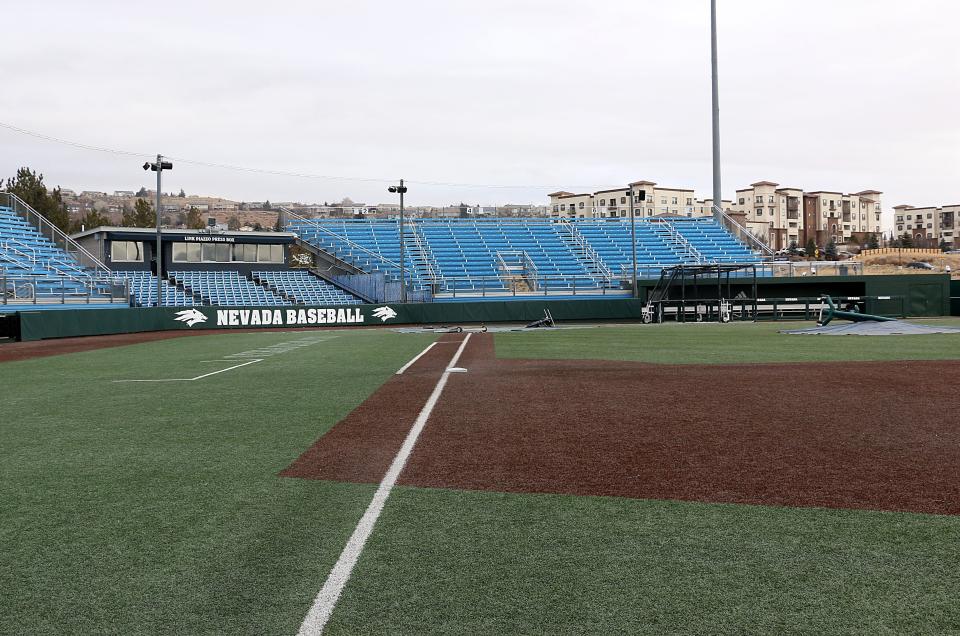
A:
[394, 341, 437, 375]
[114, 336, 333, 382]
[113, 358, 263, 383]
[296, 333, 472, 636]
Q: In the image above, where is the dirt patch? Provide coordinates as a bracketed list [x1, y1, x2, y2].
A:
[284, 334, 960, 515]
[280, 334, 466, 482]
[0, 324, 389, 363]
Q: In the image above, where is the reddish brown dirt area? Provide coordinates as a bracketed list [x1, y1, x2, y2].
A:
[0, 325, 384, 363]
[0, 330, 207, 362]
[283, 333, 960, 515]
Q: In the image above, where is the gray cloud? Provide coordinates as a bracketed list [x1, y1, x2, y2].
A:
[1, 0, 957, 222]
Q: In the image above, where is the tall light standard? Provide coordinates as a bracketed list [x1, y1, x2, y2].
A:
[388, 179, 408, 303]
[143, 156, 172, 306]
[710, 0, 723, 223]
[629, 187, 646, 298]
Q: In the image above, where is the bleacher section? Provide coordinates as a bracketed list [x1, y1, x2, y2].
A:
[288, 217, 761, 294]
[113, 271, 198, 307]
[286, 219, 430, 289]
[253, 270, 361, 305]
[1, 204, 119, 307]
[418, 219, 596, 290]
[170, 271, 290, 306]
[672, 219, 758, 263]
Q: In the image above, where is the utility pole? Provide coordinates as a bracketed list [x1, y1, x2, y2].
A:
[144, 156, 172, 306]
[711, 0, 723, 223]
[155, 155, 162, 305]
[629, 188, 637, 298]
[388, 179, 408, 303]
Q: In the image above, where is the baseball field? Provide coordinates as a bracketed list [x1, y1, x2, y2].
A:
[2, 321, 959, 634]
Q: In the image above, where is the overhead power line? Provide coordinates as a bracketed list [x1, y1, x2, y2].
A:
[0, 121, 616, 191]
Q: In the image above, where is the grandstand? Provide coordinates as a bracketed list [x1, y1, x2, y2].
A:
[1, 196, 125, 310]
[170, 271, 291, 306]
[287, 216, 762, 296]
[113, 271, 199, 307]
[253, 270, 360, 305]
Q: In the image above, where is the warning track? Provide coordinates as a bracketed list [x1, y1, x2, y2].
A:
[284, 333, 960, 515]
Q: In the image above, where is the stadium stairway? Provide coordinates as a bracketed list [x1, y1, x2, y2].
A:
[1, 201, 122, 308]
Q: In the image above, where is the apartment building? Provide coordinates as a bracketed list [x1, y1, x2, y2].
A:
[893, 204, 958, 247]
[804, 190, 882, 246]
[732, 181, 881, 249]
[549, 181, 713, 219]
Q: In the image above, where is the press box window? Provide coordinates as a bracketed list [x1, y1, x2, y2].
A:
[111, 241, 144, 262]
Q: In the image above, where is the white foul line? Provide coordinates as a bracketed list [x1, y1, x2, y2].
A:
[113, 359, 262, 383]
[394, 341, 437, 375]
[296, 333, 472, 636]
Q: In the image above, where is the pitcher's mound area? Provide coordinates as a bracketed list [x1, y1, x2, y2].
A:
[282, 334, 960, 515]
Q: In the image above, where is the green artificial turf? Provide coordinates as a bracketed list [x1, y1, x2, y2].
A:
[3, 325, 959, 634]
[495, 321, 960, 364]
[327, 487, 960, 635]
[0, 330, 435, 635]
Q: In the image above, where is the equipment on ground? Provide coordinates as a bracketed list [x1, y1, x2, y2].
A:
[816, 295, 896, 326]
[525, 309, 555, 329]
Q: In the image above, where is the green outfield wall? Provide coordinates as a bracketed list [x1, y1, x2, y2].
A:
[11, 274, 951, 341]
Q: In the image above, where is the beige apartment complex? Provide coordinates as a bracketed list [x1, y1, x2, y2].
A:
[549, 180, 725, 220]
[893, 204, 958, 247]
[732, 182, 882, 250]
[550, 179, 881, 250]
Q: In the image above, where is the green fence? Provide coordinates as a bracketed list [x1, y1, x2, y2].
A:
[16, 299, 646, 342]
[12, 274, 951, 341]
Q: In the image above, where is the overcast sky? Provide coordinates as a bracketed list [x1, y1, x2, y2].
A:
[2, 0, 958, 224]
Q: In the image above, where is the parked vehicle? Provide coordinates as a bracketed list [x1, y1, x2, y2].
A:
[905, 261, 935, 270]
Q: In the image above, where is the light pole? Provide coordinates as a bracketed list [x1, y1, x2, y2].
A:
[630, 188, 646, 298]
[710, 0, 723, 223]
[628, 189, 636, 298]
[388, 179, 408, 303]
[143, 156, 172, 306]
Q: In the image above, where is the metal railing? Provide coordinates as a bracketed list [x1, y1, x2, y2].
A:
[716, 208, 776, 259]
[406, 223, 440, 284]
[282, 207, 404, 273]
[649, 218, 707, 263]
[767, 260, 864, 277]
[0, 192, 112, 277]
[438, 273, 628, 298]
[556, 218, 614, 279]
[1, 268, 130, 306]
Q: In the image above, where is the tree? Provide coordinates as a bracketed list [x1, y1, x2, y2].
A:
[787, 240, 798, 256]
[136, 186, 148, 197]
[122, 198, 156, 227]
[940, 238, 950, 253]
[263, 200, 272, 210]
[3, 167, 70, 232]
[68, 208, 111, 234]
[900, 232, 914, 248]
[866, 233, 880, 250]
[185, 206, 205, 230]
[227, 215, 241, 231]
[273, 214, 282, 232]
[805, 237, 817, 259]
[178, 188, 186, 198]
[824, 239, 838, 260]
[176, 211, 187, 227]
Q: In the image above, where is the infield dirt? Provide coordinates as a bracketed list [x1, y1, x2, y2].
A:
[284, 333, 960, 515]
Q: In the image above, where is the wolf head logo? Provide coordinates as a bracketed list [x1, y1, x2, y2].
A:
[173, 308, 208, 327]
[371, 306, 398, 322]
